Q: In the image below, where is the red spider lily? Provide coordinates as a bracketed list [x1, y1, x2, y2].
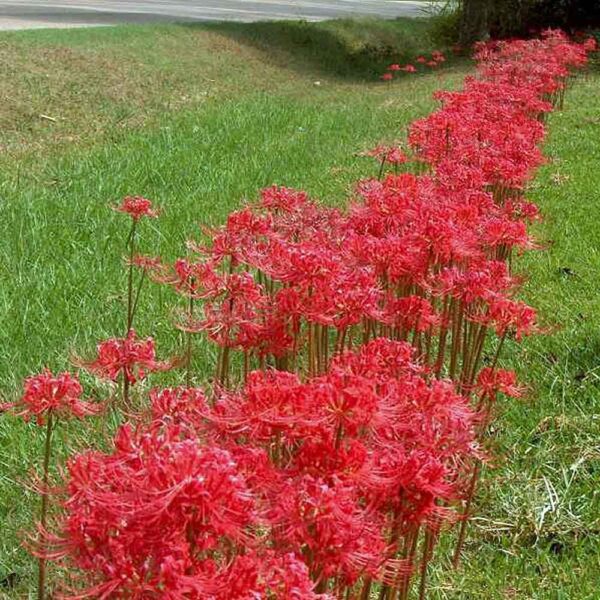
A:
[54, 339, 474, 597]
[4, 370, 100, 425]
[210, 370, 315, 443]
[363, 144, 408, 165]
[269, 475, 388, 584]
[257, 551, 332, 599]
[41, 340, 480, 596]
[45, 414, 329, 598]
[5, 370, 102, 599]
[381, 295, 439, 333]
[47, 425, 259, 597]
[114, 195, 158, 220]
[331, 337, 420, 381]
[381, 73, 393, 81]
[583, 37, 597, 52]
[388, 63, 401, 71]
[191, 207, 273, 267]
[126, 253, 162, 270]
[79, 329, 173, 384]
[476, 367, 523, 399]
[478, 297, 538, 340]
[401, 64, 417, 73]
[260, 184, 310, 213]
[221, 551, 331, 599]
[152, 257, 223, 299]
[191, 272, 267, 348]
[150, 386, 208, 428]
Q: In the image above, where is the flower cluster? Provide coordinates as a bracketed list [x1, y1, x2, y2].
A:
[46, 339, 478, 597]
[52, 416, 328, 598]
[382, 50, 446, 80]
[30, 31, 596, 599]
[142, 31, 594, 398]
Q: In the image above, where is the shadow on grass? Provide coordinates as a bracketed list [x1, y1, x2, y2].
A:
[186, 17, 454, 81]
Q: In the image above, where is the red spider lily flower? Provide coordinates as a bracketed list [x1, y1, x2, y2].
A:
[259, 552, 332, 599]
[79, 329, 173, 384]
[381, 73, 393, 81]
[259, 185, 310, 213]
[292, 437, 369, 479]
[363, 144, 408, 165]
[416, 55, 427, 63]
[270, 475, 388, 583]
[153, 257, 223, 298]
[381, 294, 439, 332]
[43, 338, 483, 594]
[479, 297, 538, 340]
[150, 386, 208, 429]
[191, 271, 268, 350]
[331, 338, 420, 381]
[252, 305, 295, 358]
[114, 195, 159, 220]
[126, 253, 162, 271]
[401, 64, 417, 73]
[4, 370, 101, 425]
[476, 368, 523, 399]
[220, 552, 330, 599]
[426, 60, 439, 68]
[310, 372, 380, 437]
[387, 63, 401, 71]
[190, 207, 273, 266]
[212, 370, 320, 443]
[583, 37, 597, 52]
[300, 266, 382, 329]
[432, 51, 446, 62]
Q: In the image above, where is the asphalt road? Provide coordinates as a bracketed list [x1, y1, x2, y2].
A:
[0, 1, 429, 30]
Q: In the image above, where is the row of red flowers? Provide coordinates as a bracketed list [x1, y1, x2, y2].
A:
[3, 30, 596, 599]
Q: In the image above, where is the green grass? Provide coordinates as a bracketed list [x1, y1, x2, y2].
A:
[0, 17, 598, 599]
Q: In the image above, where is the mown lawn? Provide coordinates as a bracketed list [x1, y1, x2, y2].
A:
[0, 17, 598, 598]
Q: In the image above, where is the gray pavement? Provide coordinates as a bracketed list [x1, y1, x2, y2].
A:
[0, 1, 430, 30]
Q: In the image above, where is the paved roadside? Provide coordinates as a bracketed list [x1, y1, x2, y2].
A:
[0, 0, 430, 30]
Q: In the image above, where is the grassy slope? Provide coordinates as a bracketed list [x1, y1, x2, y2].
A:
[0, 18, 459, 387]
[0, 18, 436, 157]
[0, 18, 598, 598]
